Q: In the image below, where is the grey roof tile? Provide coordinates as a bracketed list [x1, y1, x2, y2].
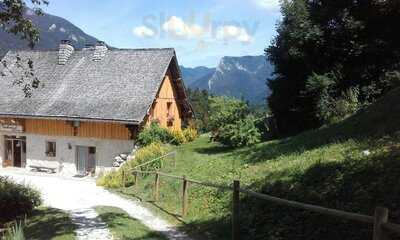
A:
[0, 48, 177, 123]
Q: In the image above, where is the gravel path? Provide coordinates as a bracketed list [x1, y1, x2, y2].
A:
[1, 170, 191, 240]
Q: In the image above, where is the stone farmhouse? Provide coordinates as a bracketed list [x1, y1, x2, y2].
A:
[0, 41, 193, 175]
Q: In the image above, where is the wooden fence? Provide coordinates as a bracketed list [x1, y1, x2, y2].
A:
[129, 169, 400, 240]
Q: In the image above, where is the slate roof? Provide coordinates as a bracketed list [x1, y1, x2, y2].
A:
[0, 48, 179, 124]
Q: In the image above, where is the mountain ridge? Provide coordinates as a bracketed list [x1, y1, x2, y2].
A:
[0, 8, 100, 58]
[181, 55, 274, 104]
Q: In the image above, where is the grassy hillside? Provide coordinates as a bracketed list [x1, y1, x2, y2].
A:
[116, 88, 400, 240]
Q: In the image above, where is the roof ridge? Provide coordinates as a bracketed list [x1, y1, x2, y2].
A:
[108, 48, 175, 51]
[5, 48, 175, 53]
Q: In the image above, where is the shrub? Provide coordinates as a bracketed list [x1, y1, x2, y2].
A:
[216, 116, 261, 147]
[137, 123, 173, 146]
[96, 170, 124, 188]
[319, 87, 360, 124]
[306, 73, 361, 124]
[183, 128, 198, 142]
[97, 143, 168, 188]
[0, 177, 42, 224]
[208, 96, 249, 135]
[125, 142, 168, 171]
[3, 221, 25, 240]
[169, 129, 187, 145]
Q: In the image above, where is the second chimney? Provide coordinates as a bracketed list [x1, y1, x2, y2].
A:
[58, 40, 74, 65]
[93, 41, 108, 61]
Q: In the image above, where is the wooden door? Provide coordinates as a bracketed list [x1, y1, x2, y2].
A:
[76, 146, 88, 175]
[4, 140, 13, 167]
[13, 140, 21, 167]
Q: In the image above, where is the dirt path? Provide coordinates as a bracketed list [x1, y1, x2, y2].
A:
[1, 170, 191, 240]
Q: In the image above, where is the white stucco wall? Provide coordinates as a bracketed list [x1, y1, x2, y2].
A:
[0, 132, 134, 175]
[26, 134, 134, 175]
[0, 134, 4, 166]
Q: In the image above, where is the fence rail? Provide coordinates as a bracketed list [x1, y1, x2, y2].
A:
[129, 169, 400, 240]
[133, 151, 177, 170]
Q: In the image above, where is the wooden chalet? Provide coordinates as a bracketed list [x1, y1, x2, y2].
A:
[0, 41, 192, 175]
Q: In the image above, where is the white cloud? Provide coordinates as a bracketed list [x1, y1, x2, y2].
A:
[254, 0, 280, 11]
[162, 16, 204, 39]
[216, 25, 253, 44]
[133, 26, 156, 38]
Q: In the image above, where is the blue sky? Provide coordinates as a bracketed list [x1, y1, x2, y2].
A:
[41, 0, 281, 67]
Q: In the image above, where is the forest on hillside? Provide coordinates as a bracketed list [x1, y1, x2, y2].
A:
[266, 0, 400, 135]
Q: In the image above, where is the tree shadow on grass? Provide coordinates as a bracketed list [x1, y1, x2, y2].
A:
[96, 210, 168, 240]
[24, 208, 76, 240]
[239, 150, 400, 240]
[175, 148, 400, 240]
[193, 142, 235, 155]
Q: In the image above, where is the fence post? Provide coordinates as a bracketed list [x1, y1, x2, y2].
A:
[373, 207, 389, 240]
[154, 171, 160, 202]
[232, 180, 240, 240]
[122, 169, 126, 188]
[182, 175, 189, 217]
[134, 171, 138, 186]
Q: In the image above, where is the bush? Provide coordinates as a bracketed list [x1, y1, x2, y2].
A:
[137, 122, 195, 146]
[305, 73, 361, 124]
[208, 96, 259, 147]
[0, 177, 42, 224]
[97, 143, 168, 188]
[3, 221, 25, 240]
[96, 170, 124, 188]
[183, 128, 198, 142]
[125, 143, 168, 171]
[217, 116, 261, 147]
[137, 123, 173, 146]
[208, 96, 249, 134]
[169, 129, 187, 145]
[320, 87, 360, 124]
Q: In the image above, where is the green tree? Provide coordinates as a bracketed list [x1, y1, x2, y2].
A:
[208, 96, 248, 135]
[1, 0, 49, 97]
[208, 96, 261, 147]
[267, 0, 400, 135]
[218, 115, 261, 147]
[1, 0, 48, 47]
[187, 88, 211, 132]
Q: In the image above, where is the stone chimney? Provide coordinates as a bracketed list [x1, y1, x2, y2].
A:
[93, 41, 108, 61]
[58, 40, 74, 65]
[82, 44, 95, 51]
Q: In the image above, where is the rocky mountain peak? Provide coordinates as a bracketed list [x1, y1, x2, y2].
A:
[182, 55, 274, 104]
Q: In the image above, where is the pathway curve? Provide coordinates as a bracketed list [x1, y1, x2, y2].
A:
[1, 170, 191, 240]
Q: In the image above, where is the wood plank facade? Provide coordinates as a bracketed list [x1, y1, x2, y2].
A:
[0, 118, 135, 140]
[146, 70, 185, 130]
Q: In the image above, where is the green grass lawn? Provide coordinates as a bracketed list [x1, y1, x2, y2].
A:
[113, 88, 400, 240]
[94, 206, 168, 240]
[24, 207, 76, 240]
